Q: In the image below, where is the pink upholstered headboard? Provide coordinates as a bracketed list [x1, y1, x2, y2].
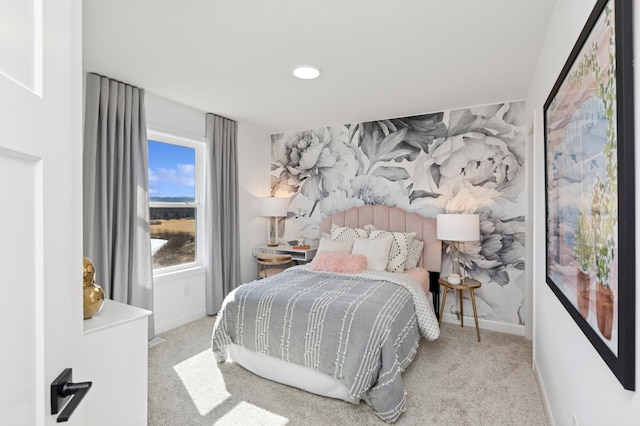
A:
[319, 205, 442, 273]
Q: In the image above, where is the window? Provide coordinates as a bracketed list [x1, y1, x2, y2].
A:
[148, 131, 204, 272]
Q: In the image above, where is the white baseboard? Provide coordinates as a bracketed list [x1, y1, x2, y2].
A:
[440, 312, 525, 336]
[533, 357, 555, 426]
[155, 309, 207, 335]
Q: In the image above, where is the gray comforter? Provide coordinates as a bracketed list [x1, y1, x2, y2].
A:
[211, 265, 440, 422]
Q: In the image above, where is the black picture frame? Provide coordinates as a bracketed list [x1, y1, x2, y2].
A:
[543, 0, 635, 391]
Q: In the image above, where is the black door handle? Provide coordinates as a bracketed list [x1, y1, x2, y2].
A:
[51, 368, 92, 423]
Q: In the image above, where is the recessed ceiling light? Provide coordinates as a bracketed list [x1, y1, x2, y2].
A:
[293, 65, 320, 80]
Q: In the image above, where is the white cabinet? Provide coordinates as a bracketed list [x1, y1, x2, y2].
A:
[83, 300, 152, 426]
[252, 244, 317, 263]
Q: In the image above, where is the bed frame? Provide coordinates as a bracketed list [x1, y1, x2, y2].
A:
[319, 205, 442, 315]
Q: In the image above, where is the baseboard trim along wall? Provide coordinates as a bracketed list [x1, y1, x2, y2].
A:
[533, 358, 555, 426]
[440, 313, 526, 336]
[155, 310, 207, 335]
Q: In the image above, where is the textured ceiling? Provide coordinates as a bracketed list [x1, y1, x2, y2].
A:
[83, 0, 556, 133]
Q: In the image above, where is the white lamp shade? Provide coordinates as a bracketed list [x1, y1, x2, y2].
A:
[437, 214, 480, 241]
[258, 197, 288, 217]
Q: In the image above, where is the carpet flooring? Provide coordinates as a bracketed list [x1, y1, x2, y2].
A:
[148, 316, 548, 425]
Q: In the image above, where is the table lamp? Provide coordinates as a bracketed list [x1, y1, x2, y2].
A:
[436, 213, 480, 281]
[258, 197, 288, 246]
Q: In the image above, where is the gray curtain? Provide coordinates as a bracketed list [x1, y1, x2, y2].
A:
[83, 73, 155, 339]
[205, 113, 241, 314]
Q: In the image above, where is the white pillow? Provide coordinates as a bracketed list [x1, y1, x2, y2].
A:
[352, 236, 393, 271]
[405, 239, 425, 270]
[329, 224, 369, 241]
[316, 237, 354, 254]
[369, 230, 416, 272]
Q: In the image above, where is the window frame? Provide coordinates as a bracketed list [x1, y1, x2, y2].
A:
[147, 129, 206, 276]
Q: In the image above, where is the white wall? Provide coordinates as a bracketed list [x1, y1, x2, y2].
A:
[527, 0, 640, 424]
[146, 93, 207, 333]
[145, 93, 271, 333]
[152, 268, 207, 333]
[237, 123, 272, 284]
[146, 93, 206, 141]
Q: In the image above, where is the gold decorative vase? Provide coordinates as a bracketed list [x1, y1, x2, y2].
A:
[83, 257, 105, 319]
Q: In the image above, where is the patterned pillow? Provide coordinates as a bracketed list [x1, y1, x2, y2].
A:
[329, 224, 369, 241]
[405, 239, 425, 270]
[363, 224, 376, 234]
[368, 230, 416, 272]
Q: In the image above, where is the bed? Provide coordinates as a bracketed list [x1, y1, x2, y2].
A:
[211, 205, 442, 422]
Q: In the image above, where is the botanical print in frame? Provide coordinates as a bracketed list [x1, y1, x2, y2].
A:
[544, 0, 634, 390]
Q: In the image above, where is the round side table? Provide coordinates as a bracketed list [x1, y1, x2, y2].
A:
[438, 277, 482, 342]
[256, 252, 292, 279]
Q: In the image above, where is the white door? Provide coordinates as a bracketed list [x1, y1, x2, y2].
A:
[0, 1, 85, 425]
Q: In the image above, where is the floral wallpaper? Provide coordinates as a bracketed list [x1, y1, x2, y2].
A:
[271, 101, 527, 325]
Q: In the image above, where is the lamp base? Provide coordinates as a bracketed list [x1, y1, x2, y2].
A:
[266, 243, 279, 247]
[453, 240, 467, 281]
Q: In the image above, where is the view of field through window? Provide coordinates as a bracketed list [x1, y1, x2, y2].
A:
[148, 140, 197, 269]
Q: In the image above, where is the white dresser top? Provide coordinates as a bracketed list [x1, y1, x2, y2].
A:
[84, 299, 152, 335]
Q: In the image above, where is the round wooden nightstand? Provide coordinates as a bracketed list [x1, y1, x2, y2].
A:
[438, 277, 482, 342]
[256, 252, 292, 279]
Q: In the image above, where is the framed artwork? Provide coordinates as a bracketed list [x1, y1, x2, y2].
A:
[544, 0, 635, 390]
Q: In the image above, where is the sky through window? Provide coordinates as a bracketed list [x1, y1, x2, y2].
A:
[148, 140, 195, 200]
